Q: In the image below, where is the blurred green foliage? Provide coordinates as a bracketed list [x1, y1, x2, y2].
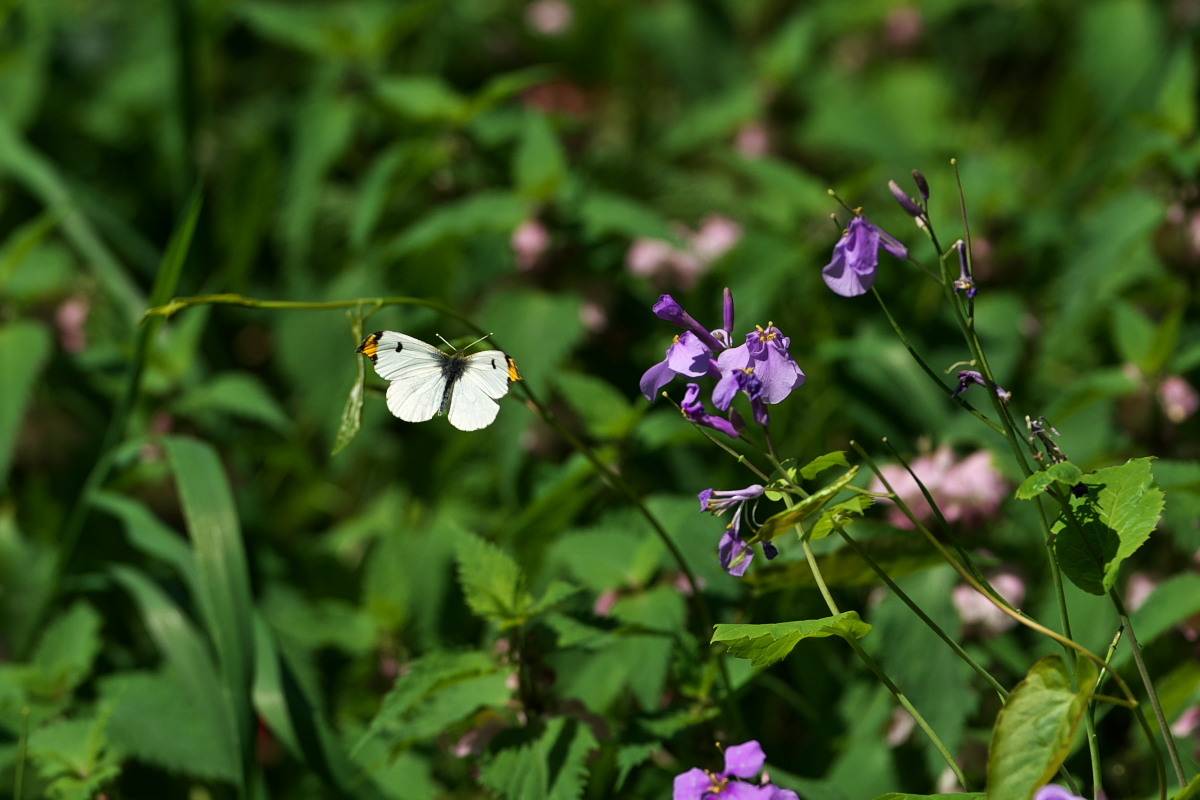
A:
[1, 0, 1199, 797]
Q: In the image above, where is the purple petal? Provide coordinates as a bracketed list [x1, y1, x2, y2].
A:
[712, 369, 740, 410]
[1033, 786, 1086, 800]
[753, 333, 805, 404]
[653, 295, 725, 352]
[719, 529, 753, 577]
[723, 287, 736, 340]
[762, 541, 779, 560]
[698, 488, 715, 512]
[822, 241, 874, 297]
[889, 179, 923, 218]
[640, 360, 676, 401]
[673, 768, 712, 800]
[760, 786, 800, 800]
[722, 741, 766, 778]
[666, 332, 718, 377]
[722, 782, 767, 800]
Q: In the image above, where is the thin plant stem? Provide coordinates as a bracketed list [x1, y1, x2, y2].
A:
[833, 525, 1008, 700]
[1110, 590, 1187, 786]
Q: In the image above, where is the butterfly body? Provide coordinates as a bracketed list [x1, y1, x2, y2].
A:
[357, 331, 521, 431]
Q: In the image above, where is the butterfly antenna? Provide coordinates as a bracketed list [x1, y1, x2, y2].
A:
[436, 333, 493, 352]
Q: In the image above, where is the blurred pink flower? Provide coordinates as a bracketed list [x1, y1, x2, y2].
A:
[625, 215, 742, 289]
[55, 295, 90, 353]
[524, 0, 572, 35]
[953, 570, 1026, 637]
[1158, 375, 1199, 423]
[1173, 706, 1200, 738]
[735, 121, 771, 158]
[870, 445, 1006, 528]
[691, 215, 744, 264]
[511, 219, 550, 271]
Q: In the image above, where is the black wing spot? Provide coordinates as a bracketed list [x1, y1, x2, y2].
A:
[395, 341, 404, 352]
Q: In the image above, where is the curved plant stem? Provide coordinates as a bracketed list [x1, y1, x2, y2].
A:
[1111, 591, 1186, 787]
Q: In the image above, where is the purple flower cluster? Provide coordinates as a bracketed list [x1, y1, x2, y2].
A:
[641, 291, 805, 436]
[699, 484, 774, 576]
[674, 741, 798, 800]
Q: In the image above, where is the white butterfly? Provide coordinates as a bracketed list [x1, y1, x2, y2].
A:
[357, 331, 522, 431]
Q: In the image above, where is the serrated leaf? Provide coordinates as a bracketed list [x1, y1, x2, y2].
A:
[809, 496, 876, 542]
[354, 651, 505, 755]
[1016, 462, 1083, 499]
[529, 580, 580, 616]
[29, 602, 103, 698]
[986, 655, 1094, 800]
[756, 467, 859, 542]
[711, 612, 872, 668]
[479, 717, 598, 800]
[456, 530, 533, 626]
[1054, 457, 1163, 595]
[800, 451, 850, 480]
[102, 669, 238, 782]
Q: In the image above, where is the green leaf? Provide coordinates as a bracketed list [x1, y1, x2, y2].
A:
[376, 75, 468, 123]
[0, 320, 52, 490]
[28, 602, 103, 698]
[456, 530, 534, 626]
[102, 669, 238, 783]
[354, 651, 509, 755]
[173, 371, 291, 432]
[711, 612, 872, 668]
[986, 655, 1094, 800]
[750, 536, 941, 592]
[92, 491, 199, 590]
[163, 436, 255, 777]
[1173, 773, 1200, 800]
[576, 191, 677, 242]
[756, 467, 859, 542]
[109, 566, 240, 781]
[1015, 462, 1083, 499]
[383, 191, 530, 258]
[809, 495, 876, 542]
[1054, 457, 1163, 595]
[332, 311, 367, 455]
[28, 709, 122, 800]
[552, 371, 637, 440]
[479, 717, 599, 800]
[513, 112, 567, 202]
[873, 795, 984, 800]
[800, 451, 851, 480]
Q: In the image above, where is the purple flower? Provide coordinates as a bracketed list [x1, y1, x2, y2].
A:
[952, 370, 1010, 402]
[1033, 785, 1086, 800]
[952, 240, 976, 299]
[680, 383, 741, 439]
[641, 332, 721, 400]
[716, 325, 805, 405]
[713, 367, 769, 426]
[700, 484, 766, 576]
[823, 216, 908, 298]
[674, 741, 798, 800]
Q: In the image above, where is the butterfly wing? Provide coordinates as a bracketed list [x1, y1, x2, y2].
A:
[359, 331, 449, 423]
[446, 350, 519, 431]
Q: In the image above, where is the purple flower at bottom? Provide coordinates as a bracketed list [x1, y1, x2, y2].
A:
[674, 741, 798, 800]
[952, 370, 1010, 402]
[823, 215, 908, 298]
[713, 368, 770, 426]
[1033, 785, 1086, 800]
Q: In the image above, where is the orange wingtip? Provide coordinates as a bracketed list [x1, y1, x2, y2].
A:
[357, 331, 383, 359]
[506, 356, 522, 382]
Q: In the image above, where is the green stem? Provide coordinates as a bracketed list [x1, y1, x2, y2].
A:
[1110, 590, 1186, 787]
[868, 287, 1004, 435]
[834, 525, 1008, 700]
